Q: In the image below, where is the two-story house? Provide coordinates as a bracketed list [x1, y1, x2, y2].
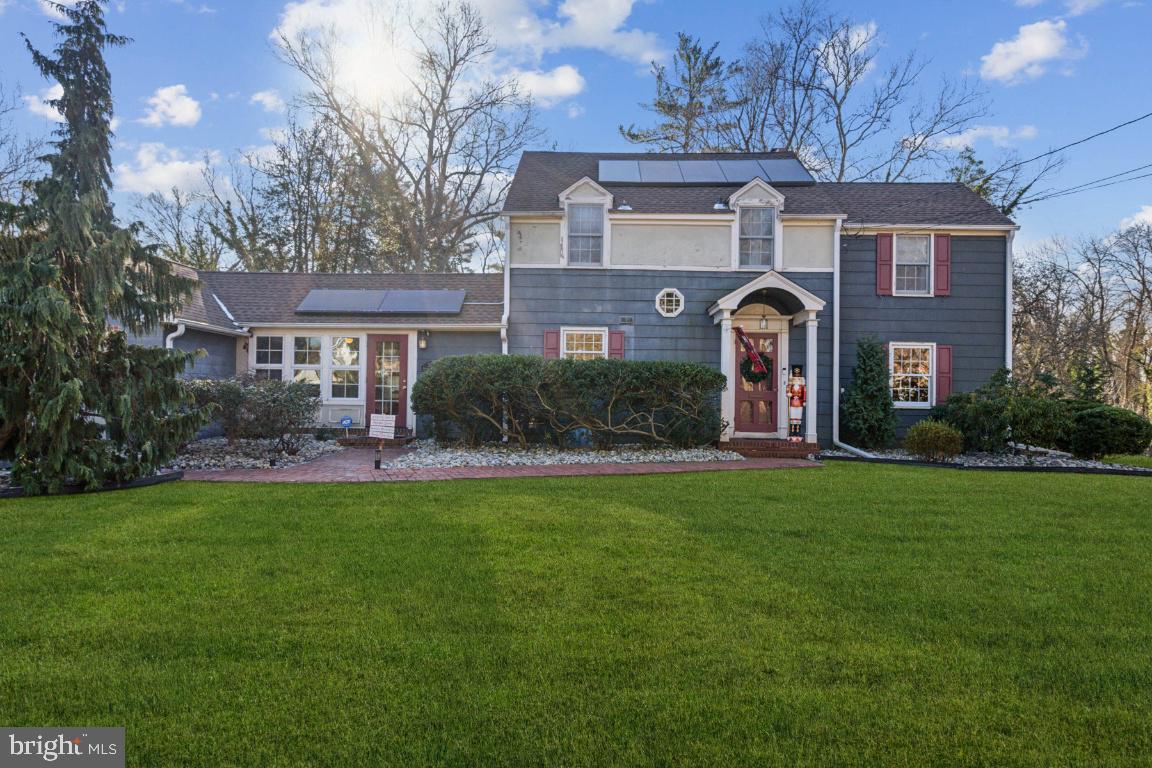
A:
[150, 150, 1016, 449]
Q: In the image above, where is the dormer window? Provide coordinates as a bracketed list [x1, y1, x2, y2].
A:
[738, 207, 775, 267]
[567, 204, 604, 265]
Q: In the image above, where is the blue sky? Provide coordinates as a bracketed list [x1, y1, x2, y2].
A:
[1, 0, 1149, 254]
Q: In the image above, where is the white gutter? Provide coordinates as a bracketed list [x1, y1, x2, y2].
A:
[1005, 230, 1014, 371]
[164, 322, 186, 349]
[831, 219, 876, 459]
[500, 215, 511, 354]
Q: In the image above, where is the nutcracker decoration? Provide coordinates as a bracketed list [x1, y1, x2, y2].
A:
[786, 364, 806, 443]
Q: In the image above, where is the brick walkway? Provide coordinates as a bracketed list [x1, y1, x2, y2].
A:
[182, 447, 820, 483]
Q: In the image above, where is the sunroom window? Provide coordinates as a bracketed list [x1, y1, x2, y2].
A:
[291, 336, 322, 394]
[253, 336, 283, 381]
[330, 336, 360, 400]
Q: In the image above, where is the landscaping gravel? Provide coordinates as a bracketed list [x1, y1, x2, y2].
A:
[168, 436, 344, 471]
[383, 440, 745, 469]
[819, 448, 1152, 473]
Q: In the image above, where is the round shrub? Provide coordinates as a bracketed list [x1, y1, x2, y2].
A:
[902, 420, 964, 462]
[1069, 405, 1152, 459]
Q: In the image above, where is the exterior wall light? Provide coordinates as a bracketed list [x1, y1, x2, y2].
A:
[418, 330, 429, 350]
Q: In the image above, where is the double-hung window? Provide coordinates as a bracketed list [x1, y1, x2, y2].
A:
[567, 204, 603, 265]
[738, 207, 775, 267]
[253, 336, 283, 381]
[561, 328, 607, 360]
[890, 343, 934, 408]
[894, 235, 931, 295]
[292, 336, 322, 394]
[330, 336, 360, 400]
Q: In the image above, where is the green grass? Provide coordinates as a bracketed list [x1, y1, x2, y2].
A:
[1104, 453, 1152, 469]
[1, 464, 1150, 767]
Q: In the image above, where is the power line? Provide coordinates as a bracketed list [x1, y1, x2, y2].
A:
[973, 110, 1152, 186]
[1021, 162, 1152, 205]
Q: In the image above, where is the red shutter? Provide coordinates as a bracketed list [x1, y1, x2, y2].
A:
[936, 345, 953, 403]
[608, 330, 625, 359]
[934, 234, 952, 297]
[543, 330, 560, 359]
[876, 233, 893, 296]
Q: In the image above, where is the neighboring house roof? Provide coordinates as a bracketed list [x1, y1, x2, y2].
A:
[191, 271, 504, 327]
[502, 151, 1015, 227]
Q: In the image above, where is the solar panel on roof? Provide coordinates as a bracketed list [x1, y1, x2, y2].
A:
[295, 289, 465, 315]
[758, 158, 815, 183]
[719, 160, 770, 183]
[296, 289, 385, 314]
[637, 161, 684, 183]
[598, 160, 641, 183]
[677, 160, 726, 182]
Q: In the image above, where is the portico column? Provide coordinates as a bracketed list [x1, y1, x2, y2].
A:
[719, 313, 735, 441]
[805, 315, 819, 444]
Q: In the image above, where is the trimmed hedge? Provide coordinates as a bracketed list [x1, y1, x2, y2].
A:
[1069, 405, 1152, 459]
[411, 355, 727, 448]
[902, 420, 964, 462]
[187, 377, 321, 454]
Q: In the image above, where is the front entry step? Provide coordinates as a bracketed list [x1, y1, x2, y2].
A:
[723, 439, 820, 459]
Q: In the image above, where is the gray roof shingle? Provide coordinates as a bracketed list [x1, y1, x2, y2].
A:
[502, 151, 1015, 226]
[189, 271, 503, 327]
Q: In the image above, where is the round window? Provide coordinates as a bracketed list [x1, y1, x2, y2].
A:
[655, 288, 684, 318]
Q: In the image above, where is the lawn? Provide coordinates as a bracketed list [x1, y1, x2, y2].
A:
[1105, 453, 1152, 469]
[1, 464, 1150, 767]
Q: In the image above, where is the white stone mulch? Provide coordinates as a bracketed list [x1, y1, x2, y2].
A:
[819, 448, 1152, 473]
[382, 440, 745, 469]
[167, 436, 345, 471]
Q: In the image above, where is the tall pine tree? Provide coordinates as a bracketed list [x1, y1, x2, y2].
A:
[0, 1, 209, 494]
[619, 33, 742, 152]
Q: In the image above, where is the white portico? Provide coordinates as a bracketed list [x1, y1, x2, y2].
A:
[709, 271, 826, 444]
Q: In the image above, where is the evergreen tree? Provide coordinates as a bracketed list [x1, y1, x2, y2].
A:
[0, 1, 208, 494]
[620, 33, 742, 152]
[840, 336, 897, 449]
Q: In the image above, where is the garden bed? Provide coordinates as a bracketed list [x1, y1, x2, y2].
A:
[382, 440, 744, 469]
[819, 448, 1152, 475]
[166, 436, 345, 472]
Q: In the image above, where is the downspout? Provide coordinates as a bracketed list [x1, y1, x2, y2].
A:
[164, 322, 186, 349]
[831, 219, 875, 459]
[500, 215, 510, 355]
[1005, 229, 1015, 371]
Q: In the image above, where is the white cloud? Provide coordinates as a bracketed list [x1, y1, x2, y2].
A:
[38, 0, 80, 20]
[250, 89, 287, 113]
[1120, 205, 1152, 229]
[139, 84, 202, 127]
[272, 0, 665, 106]
[938, 124, 1038, 149]
[514, 65, 585, 105]
[0, 0, 12, 15]
[1014, 0, 1046, 6]
[1064, 0, 1108, 14]
[566, 103, 585, 119]
[980, 19, 1086, 84]
[24, 83, 64, 122]
[115, 143, 217, 195]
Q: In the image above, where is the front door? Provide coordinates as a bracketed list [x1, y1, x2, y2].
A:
[366, 334, 409, 430]
[734, 331, 779, 434]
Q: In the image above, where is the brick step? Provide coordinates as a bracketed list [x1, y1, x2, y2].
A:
[722, 439, 820, 459]
[336, 436, 413, 448]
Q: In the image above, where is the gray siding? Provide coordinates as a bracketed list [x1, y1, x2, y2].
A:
[840, 234, 1008, 434]
[174, 328, 238, 380]
[416, 330, 503, 437]
[508, 268, 834, 444]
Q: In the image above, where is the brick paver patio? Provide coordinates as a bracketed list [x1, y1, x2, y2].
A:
[182, 447, 820, 483]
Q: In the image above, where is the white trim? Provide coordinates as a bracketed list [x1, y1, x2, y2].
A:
[211, 293, 237, 323]
[891, 233, 934, 297]
[832, 221, 842, 445]
[710, 270, 826, 316]
[171, 319, 250, 337]
[501, 214, 511, 355]
[241, 323, 501, 330]
[845, 223, 1019, 231]
[1005, 229, 1014, 370]
[559, 177, 612, 268]
[405, 330, 418, 429]
[804, 317, 818, 443]
[719, 314, 735, 440]
[610, 213, 733, 223]
[559, 326, 609, 359]
[780, 267, 834, 273]
[655, 288, 685, 318]
[889, 341, 936, 409]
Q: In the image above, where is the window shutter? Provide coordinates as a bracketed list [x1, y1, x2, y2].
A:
[608, 330, 626, 359]
[876, 233, 893, 296]
[934, 234, 952, 296]
[543, 330, 560, 359]
[936, 345, 953, 403]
